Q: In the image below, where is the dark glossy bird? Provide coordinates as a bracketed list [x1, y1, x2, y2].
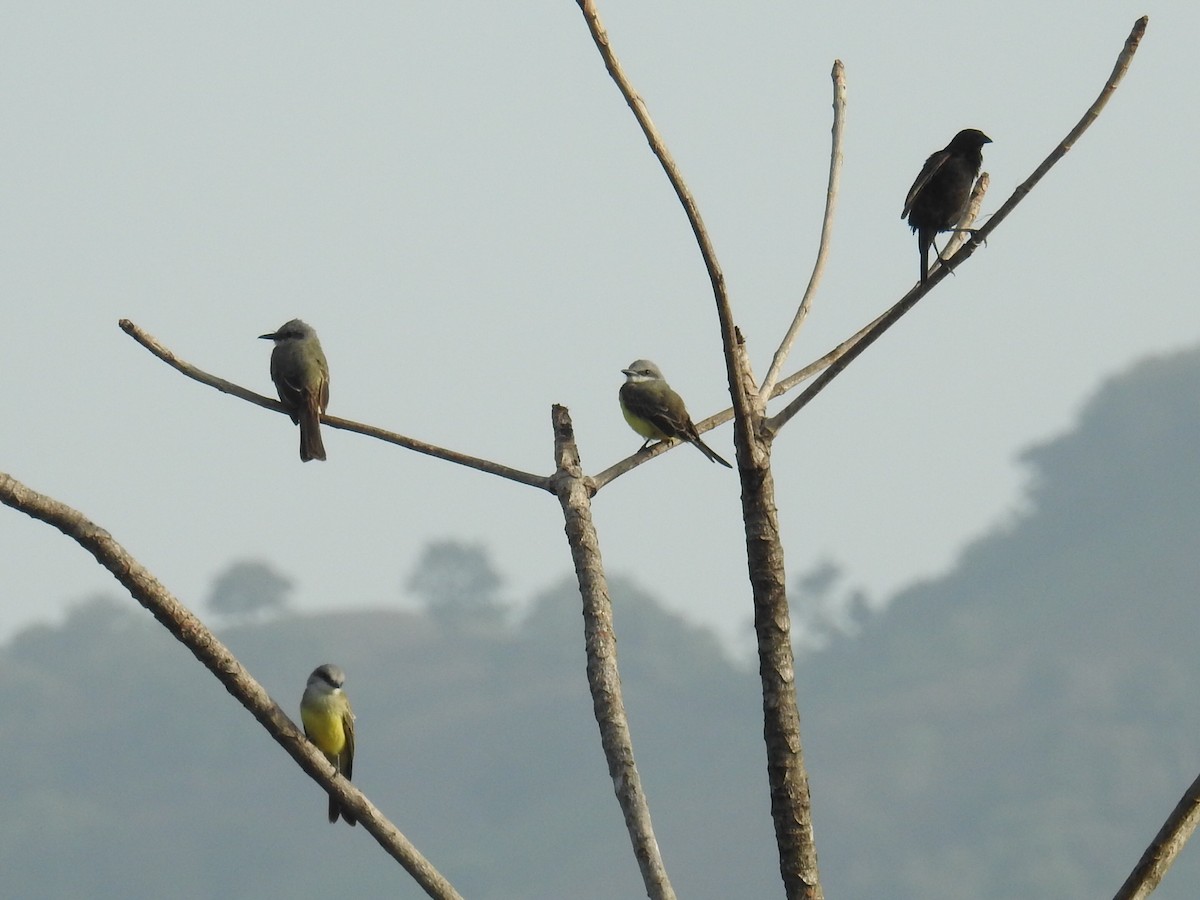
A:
[902, 128, 991, 283]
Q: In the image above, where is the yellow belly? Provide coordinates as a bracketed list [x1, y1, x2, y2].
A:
[302, 706, 346, 758]
[622, 404, 667, 441]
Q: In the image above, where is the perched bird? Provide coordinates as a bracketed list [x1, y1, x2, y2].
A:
[300, 664, 357, 826]
[259, 319, 330, 462]
[902, 128, 992, 283]
[619, 359, 731, 467]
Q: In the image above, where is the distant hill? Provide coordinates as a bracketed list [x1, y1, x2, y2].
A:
[0, 580, 777, 900]
[800, 345, 1200, 899]
[4, 345, 1200, 899]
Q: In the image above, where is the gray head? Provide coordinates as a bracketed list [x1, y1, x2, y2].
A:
[621, 359, 665, 384]
[306, 664, 346, 694]
[259, 319, 317, 344]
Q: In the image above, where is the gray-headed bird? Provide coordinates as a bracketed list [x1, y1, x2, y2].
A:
[902, 128, 992, 283]
[619, 359, 731, 467]
[299, 664, 357, 826]
[259, 319, 329, 462]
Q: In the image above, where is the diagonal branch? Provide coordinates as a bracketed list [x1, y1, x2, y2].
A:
[959, 15, 1148, 261]
[760, 60, 848, 402]
[575, 0, 752, 426]
[1112, 769, 1200, 900]
[0, 471, 463, 900]
[119, 319, 551, 490]
[937, 172, 990, 273]
[765, 14, 1148, 436]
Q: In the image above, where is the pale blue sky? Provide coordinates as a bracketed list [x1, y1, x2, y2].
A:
[1, 2, 1185, 648]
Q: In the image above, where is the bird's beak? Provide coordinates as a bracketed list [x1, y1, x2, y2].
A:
[258, 332, 277, 341]
[621, 368, 635, 376]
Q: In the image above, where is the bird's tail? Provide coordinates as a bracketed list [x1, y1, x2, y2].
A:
[329, 793, 357, 826]
[919, 229, 932, 283]
[299, 400, 327, 462]
[691, 436, 732, 468]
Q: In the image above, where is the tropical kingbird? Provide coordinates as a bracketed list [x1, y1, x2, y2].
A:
[619, 359, 731, 467]
[259, 319, 329, 462]
[300, 663, 357, 826]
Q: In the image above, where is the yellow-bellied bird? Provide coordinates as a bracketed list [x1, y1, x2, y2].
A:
[619, 359, 731, 467]
[300, 664, 357, 825]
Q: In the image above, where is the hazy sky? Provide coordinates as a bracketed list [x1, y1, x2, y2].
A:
[1, 2, 1187, 648]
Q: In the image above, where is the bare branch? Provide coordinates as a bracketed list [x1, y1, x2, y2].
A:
[929, 14, 1149, 272]
[549, 406, 677, 900]
[0, 471, 463, 900]
[592, 315, 879, 492]
[764, 15, 1148, 436]
[936, 172, 990, 273]
[574, 0, 753, 427]
[593, 311, 898, 491]
[1112, 770, 1200, 899]
[119, 319, 551, 491]
[769, 310, 885, 399]
[590, 405, 732, 491]
[577, 8, 823, 893]
[760, 60, 848, 401]
[1113, 770, 1200, 899]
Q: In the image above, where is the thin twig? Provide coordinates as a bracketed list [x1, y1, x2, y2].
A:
[119, 319, 551, 491]
[549, 406, 677, 900]
[765, 15, 1148, 436]
[760, 60, 847, 402]
[0, 472, 463, 900]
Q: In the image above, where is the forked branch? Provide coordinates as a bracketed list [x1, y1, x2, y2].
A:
[766, 15, 1148, 436]
[576, 3, 823, 897]
[760, 60, 848, 401]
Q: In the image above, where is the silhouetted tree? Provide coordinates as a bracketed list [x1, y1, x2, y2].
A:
[407, 540, 507, 630]
[206, 560, 293, 622]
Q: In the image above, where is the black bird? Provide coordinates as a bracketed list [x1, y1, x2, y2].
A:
[902, 128, 992, 283]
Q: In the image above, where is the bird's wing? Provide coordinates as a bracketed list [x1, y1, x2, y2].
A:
[270, 359, 309, 411]
[902, 149, 950, 218]
[318, 371, 330, 415]
[622, 384, 691, 440]
[342, 706, 355, 781]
